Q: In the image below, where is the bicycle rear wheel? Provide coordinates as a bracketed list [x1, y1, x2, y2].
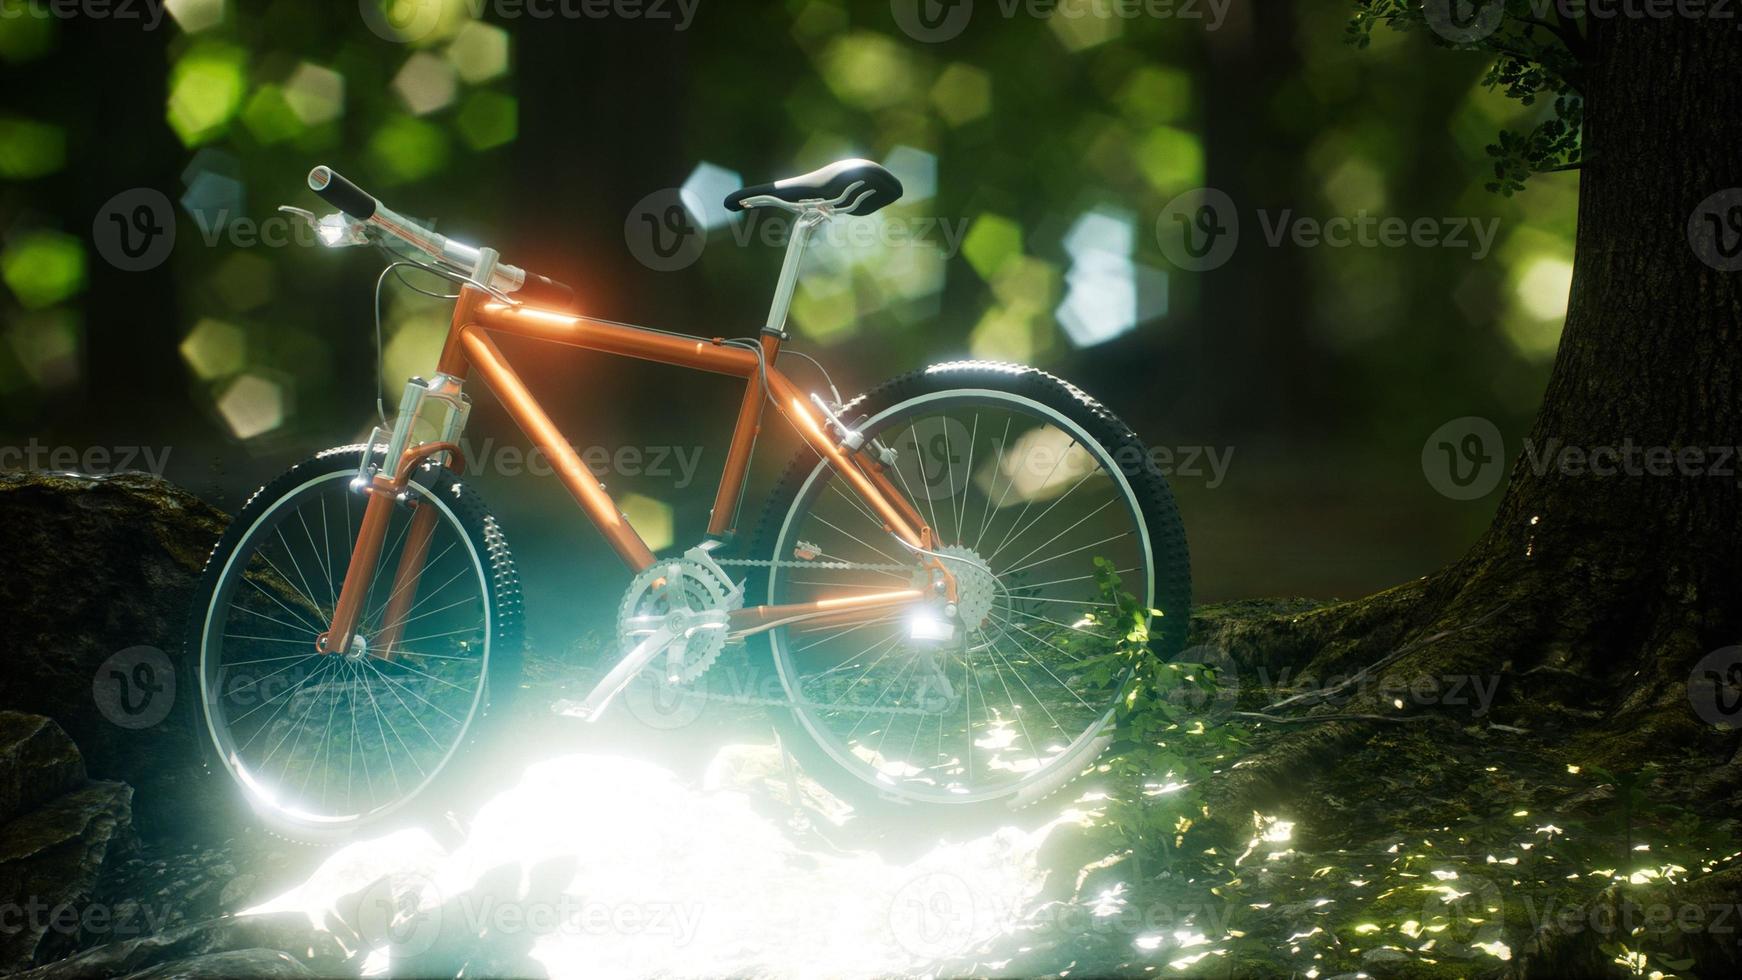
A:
[187, 446, 522, 842]
[748, 362, 1190, 819]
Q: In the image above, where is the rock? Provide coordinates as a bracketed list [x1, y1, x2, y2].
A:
[217, 873, 259, 908]
[0, 712, 86, 825]
[0, 777, 135, 970]
[13, 912, 352, 980]
[1361, 946, 1410, 966]
[121, 948, 313, 979]
[0, 472, 228, 833]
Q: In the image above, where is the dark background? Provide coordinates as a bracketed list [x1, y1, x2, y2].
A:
[0, 0, 1575, 649]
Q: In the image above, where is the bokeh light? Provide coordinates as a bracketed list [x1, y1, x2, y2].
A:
[393, 52, 459, 116]
[180, 317, 247, 380]
[216, 372, 287, 439]
[0, 230, 85, 310]
[0, 116, 63, 178]
[166, 41, 246, 146]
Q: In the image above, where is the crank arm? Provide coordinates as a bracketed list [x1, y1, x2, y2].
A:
[565, 624, 677, 722]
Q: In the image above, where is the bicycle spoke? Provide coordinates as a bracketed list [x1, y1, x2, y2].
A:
[203, 466, 494, 828]
[760, 394, 1157, 806]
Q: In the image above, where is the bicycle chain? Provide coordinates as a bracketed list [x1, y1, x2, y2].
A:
[661, 555, 945, 716]
[712, 557, 914, 573]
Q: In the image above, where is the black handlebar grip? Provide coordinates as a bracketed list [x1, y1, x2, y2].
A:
[307, 166, 378, 221]
[516, 273, 575, 310]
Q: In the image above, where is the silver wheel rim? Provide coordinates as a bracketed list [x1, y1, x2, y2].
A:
[768, 389, 1155, 807]
[199, 467, 492, 829]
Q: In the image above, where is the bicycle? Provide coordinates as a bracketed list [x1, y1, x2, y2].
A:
[186, 159, 1192, 842]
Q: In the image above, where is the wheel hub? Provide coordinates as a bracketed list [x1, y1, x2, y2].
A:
[936, 545, 996, 630]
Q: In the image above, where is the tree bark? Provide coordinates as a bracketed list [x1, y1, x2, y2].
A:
[1433, 12, 1742, 698]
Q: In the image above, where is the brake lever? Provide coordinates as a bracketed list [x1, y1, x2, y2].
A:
[277, 206, 370, 248]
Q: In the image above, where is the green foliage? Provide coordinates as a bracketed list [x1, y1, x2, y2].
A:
[1079, 557, 1245, 880]
[1347, 1, 1586, 194]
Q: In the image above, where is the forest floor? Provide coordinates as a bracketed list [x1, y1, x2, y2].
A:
[40, 603, 1740, 980]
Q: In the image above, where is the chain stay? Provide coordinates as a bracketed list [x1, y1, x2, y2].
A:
[667, 555, 940, 715]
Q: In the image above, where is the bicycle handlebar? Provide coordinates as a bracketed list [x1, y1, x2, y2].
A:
[308, 165, 574, 309]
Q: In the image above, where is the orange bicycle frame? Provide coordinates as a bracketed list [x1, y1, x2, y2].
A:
[316, 286, 945, 656]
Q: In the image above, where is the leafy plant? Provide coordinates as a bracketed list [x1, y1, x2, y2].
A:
[1347, 1, 1586, 194]
[1074, 557, 1246, 882]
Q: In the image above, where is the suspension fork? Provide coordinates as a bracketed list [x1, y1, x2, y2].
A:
[317, 370, 471, 657]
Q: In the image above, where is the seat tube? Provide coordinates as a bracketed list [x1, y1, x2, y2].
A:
[708, 333, 779, 537]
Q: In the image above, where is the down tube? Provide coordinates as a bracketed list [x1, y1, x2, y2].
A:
[458, 326, 658, 572]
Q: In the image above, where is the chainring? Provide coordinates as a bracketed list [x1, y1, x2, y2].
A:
[615, 554, 740, 683]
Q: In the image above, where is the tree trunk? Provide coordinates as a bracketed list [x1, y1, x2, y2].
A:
[1433, 12, 1742, 717]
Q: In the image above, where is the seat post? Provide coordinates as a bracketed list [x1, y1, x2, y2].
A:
[763, 209, 828, 338]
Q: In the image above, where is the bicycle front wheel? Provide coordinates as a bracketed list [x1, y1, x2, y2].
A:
[187, 446, 522, 842]
[748, 362, 1191, 818]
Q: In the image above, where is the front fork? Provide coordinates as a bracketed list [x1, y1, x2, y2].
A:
[316, 373, 470, 657]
